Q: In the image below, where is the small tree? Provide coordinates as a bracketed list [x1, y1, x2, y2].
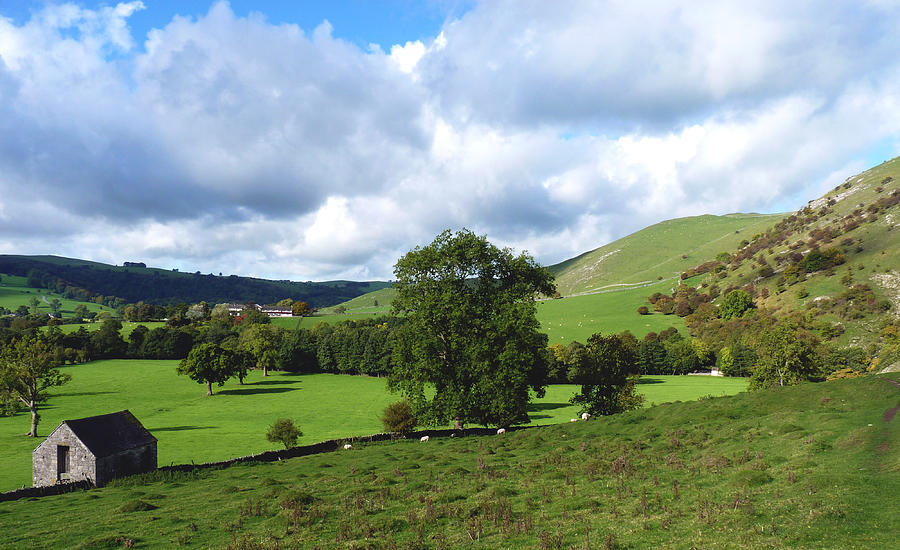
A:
[0, 333, 71, 437]
[570, 333, 644, 416]
[381, 400, 417, 433]
[266, 418, 301, 449]
[720, 290, 753, 320]
[750, 322, 821, 389]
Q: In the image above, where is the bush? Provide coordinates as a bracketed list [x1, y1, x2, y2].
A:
[266, 418, 302, 449]
[381, 400, 417, 433]
[636, 306, 649, 315]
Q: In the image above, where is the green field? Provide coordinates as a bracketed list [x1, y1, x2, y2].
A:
[550, 213, 786, 295]
[0, 275, 109, 317]
[0, 360, 746, 491]
[0, 375, 894, 548]
[537, 279, 686, 343]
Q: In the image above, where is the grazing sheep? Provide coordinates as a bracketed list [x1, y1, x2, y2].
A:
[420, 435, 430, 442]
[496, 428, 506, 434]
[343, 444, 353, 450]
[581, 412, 591, 421]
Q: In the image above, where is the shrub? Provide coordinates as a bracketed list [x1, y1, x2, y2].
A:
[381, 400, 417, 433]
[637, 306, 649, 315]
[266, 418, 302, 449]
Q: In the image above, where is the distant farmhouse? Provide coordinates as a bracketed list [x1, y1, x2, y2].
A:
[218, 303, 294, 318]
[33, 410, 157, 487]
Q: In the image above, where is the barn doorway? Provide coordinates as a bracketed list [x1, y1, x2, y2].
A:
[57, 445, 69, 481]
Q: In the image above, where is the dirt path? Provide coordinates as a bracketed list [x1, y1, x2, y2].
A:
[883, 378, 900, 423]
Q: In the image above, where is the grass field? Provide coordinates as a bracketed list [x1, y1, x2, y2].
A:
[0, 375, 894, 548]
[278, 278, 686, 342]
[550, 213, 787, 295]
[0, 275, 109, 317]
[0, 360, 746, 491]
[537, 279, 686, 343]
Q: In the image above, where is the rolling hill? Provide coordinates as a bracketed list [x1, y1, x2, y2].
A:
[0, 255, 391, 308]
[548, 213, 786, 296]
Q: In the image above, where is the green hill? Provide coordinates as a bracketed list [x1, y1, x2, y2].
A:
[0, 274, 110, 318]
[1, 374, 896, 548]
[0, 255, 391, 308]
[549, 213, 786, 296]
[667, 156, 900, 352]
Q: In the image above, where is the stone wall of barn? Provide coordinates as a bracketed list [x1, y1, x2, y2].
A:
[32, 427, 96, 487]
[95, 444, 157, 487]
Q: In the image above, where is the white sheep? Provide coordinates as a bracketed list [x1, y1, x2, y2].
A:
[570, 418, 578, 422]
[420, 435, 430, 442]
[581, 412, 591, 421]
[343, 443, 353, 450]
[496, 428, 506, 434]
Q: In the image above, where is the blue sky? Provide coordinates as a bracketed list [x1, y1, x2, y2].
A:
[0, 1, 470, 49]
[1, 1, 898, 280]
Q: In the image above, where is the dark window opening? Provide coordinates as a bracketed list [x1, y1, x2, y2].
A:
[57, 445, 69, 480]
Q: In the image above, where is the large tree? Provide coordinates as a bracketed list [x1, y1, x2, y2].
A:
[177, 343, 241, 396]
[240, 325, 283, 376]
[0, 333, 71, 436]
[569, 333, 644, 416]
[388, 229, 555, 428]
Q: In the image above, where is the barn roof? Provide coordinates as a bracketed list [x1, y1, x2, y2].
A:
[62, 410, 156, 458]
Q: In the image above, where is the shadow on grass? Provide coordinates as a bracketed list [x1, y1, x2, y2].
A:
[528, 402, 570, 412]
[151, 426, 216, 432]
[637, 378, 665, 385]
[53, 391, 116, 397]
[248, 379, 298, 386]
[219, 387, 297, 396]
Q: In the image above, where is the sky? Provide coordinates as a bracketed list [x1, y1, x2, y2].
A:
[1, 1, 899, 281]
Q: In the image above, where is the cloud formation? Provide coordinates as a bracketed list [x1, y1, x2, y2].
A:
[1, 1, 899, 281]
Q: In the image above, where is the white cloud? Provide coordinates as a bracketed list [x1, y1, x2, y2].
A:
[1, 1, 900, 284]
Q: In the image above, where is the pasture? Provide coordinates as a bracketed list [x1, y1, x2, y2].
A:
[0, 275, 108, 317]
[536, 279, 686, 343]
[0, 375, 894, 549]
[0, 360, 746, 491]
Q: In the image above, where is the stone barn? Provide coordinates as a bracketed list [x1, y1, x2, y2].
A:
[32, 410, 157, 487]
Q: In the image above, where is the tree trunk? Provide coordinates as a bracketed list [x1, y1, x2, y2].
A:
[28, 404, 38, 437]
[207, 381, 213, 396]
[263, 365, 268, 376]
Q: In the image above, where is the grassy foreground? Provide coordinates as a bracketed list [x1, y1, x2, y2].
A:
[0, 375, 895, 548]
[0, 360, 746, 491]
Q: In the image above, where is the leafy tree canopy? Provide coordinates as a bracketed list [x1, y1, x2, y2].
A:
[569, 333, 644, 416]
[720, 289, 754, 320]
[388, 229, 555, 428]
[0, 333, 70, 436]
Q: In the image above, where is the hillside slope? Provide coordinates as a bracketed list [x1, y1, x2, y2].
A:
[1, 375, 896, 548]
[550, 213, 786, 296]
[0, 255, 391, 307]
[674, 156, 900, 350]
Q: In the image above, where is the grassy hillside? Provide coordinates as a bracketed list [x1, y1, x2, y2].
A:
[537, 279, 686, 344]
[0, 255, 391, 308]
[0, 375, 894, 548]
[550, 213, 786, 296]
[0, 360, 746, 491]
[672, 157, 900, 350]
[319, 214, 785, 342]
[0, 275, 111, 317]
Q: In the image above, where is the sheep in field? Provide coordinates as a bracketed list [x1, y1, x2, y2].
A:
[420, 435, 430, 442]
[581, 412, 591, 421]
[496, 428, 506, 434]
[570, 418, 578, 422]
[343, 444, 353, 450]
